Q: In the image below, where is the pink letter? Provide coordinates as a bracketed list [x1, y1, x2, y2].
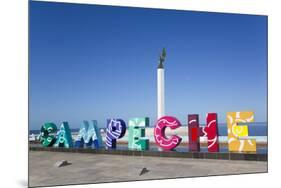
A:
[154, 116, 182, 150]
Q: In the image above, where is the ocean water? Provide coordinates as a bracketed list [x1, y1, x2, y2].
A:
[217, 122, 267, 136]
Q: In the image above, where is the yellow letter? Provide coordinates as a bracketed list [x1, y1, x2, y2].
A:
[227, 112, 256, 152]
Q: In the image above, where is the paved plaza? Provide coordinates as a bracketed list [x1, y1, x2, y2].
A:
[29, 151, 267, 187]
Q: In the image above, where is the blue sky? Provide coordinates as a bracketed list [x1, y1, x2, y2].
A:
[29, 1, 267, 129]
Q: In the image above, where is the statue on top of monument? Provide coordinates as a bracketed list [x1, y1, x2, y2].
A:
[158, 48, 166, 69]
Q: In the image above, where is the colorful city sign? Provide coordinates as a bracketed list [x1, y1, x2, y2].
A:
[39, 111, 257, 153]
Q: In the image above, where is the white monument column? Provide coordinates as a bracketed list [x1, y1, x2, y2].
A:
[157, 48, 166, 119]
[157, 66, 165, 119]
[156, 48, 166, 152]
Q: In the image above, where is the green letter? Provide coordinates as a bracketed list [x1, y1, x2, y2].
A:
[128, 117, 149, 150]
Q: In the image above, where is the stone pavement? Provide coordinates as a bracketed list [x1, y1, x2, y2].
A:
[29, 151, 267, 187]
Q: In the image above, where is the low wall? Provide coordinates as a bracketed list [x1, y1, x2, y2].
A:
[29, 140, 268, 148]
[29, 145, 267, 162]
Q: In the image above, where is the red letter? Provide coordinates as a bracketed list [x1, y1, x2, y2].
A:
[188, 113, 219, 152]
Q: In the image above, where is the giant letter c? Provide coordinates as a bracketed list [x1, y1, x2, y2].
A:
[154, 116, 182, 150]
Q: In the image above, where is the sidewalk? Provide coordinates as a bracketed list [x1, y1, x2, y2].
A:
[29, 151, 267, 187]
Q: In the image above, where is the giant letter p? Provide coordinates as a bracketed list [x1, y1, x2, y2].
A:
[106, 119, 126, 149]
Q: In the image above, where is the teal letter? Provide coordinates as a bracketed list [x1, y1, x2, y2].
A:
[39, 122, 57, 147]
[128, 117, 149, 150]
[54, 122, 73, 148]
